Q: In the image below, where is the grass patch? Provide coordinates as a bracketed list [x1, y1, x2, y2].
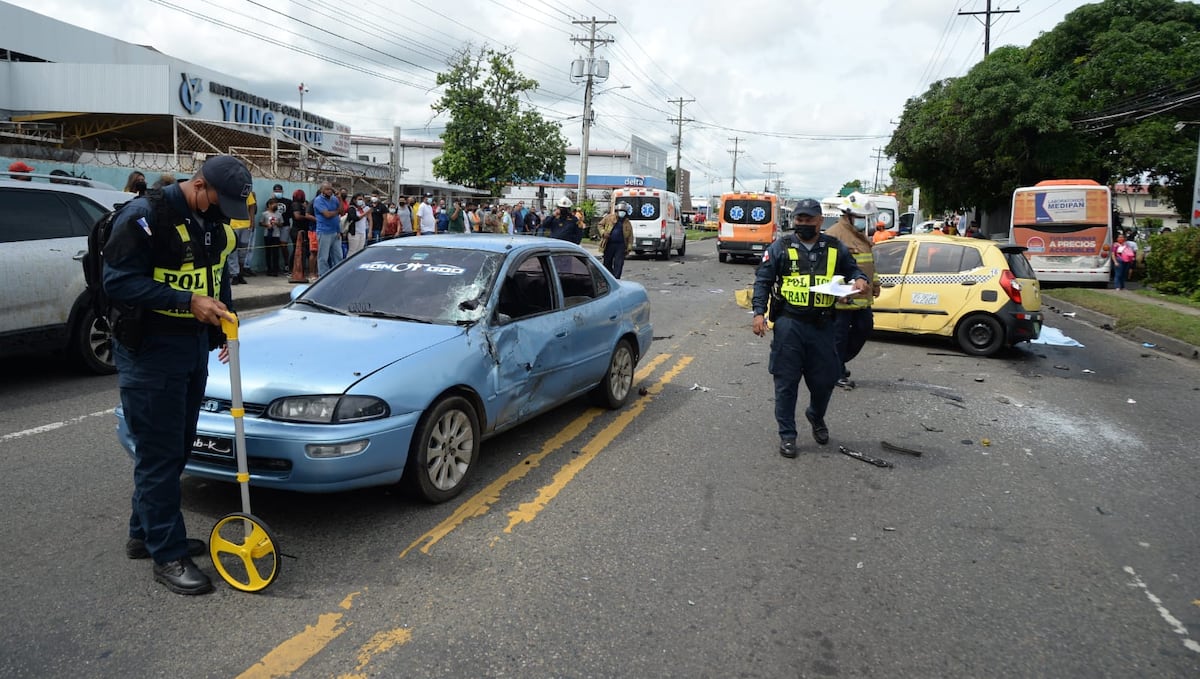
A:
[685, 229, 718, 241]
[1046, 288, 1200, 346]
[1133, 287, 1200, 310]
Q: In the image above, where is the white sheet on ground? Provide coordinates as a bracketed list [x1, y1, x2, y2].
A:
[1030, 325, 1084, 347]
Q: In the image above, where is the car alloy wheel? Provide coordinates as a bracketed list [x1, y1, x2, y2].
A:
[593, 339, 635, 409]
[406, 395, 479, 503]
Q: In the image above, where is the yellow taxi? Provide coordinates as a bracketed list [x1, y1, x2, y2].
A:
[869, 234, 1042, 356]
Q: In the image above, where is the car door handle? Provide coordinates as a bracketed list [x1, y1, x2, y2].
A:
[881, 283, 896, 288]
[555, 328, 569, 338]
[960, 280, 977, 286]
[72, 250, 87, 261]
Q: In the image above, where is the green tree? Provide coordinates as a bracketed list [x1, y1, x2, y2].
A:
[432, 47, 567, 195]
[839, 180, 866, 196]
[887, 0, 1200, 214]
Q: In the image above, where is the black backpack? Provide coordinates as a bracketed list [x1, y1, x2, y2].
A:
[81, 189, 168, 326]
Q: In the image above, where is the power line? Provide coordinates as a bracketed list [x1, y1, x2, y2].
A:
[667, 97, 694, 194]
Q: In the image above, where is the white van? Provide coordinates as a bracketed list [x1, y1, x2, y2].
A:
[610, 187, 685, 259]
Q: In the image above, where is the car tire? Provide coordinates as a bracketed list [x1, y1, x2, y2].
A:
[658, 241, 671, 260]
[592, 338, 636, 409]
[404, 395, 480, 503]
[718, 252, 728, 263]
[71, 306, 117, 375]
[955, 313, 1005, 357]
[677, 237, 686, 256]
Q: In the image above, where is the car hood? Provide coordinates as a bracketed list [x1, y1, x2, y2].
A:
[206, 308, 465, 399]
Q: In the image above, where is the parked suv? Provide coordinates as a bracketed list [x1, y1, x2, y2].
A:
[0, 173, 131, 373]
[870, 234, 1042, 356]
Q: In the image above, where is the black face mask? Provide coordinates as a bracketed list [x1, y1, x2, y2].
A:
[132, 180, 148, 193]
[201, 205, 226, 223]
[795, 225, 818, 240]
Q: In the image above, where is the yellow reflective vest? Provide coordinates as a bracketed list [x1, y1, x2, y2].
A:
[151, 221, 236, 320]
[779, 244, 837, 309]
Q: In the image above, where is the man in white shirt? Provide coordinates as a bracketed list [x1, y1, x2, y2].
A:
[418, 195, 436, 235]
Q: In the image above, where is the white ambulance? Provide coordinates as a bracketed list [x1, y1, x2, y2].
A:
[610, 187, 685, 259]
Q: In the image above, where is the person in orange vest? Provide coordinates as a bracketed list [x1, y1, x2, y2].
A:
[824, 193, 881, 389]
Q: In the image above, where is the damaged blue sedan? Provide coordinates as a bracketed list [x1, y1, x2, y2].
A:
[116, 235, 652, 502]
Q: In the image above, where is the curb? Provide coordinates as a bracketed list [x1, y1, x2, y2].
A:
[1042, 294, 1199, 361]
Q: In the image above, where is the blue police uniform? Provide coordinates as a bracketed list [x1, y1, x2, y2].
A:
[752, 232, 866, 447]
[103, 181, 235, 567]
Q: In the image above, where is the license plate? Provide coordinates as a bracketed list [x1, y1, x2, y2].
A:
[639, 239, 657, 246]
[751, 244, 764, 250]
[193, 434, 234, 457]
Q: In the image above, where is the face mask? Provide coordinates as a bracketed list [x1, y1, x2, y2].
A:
[356, 200, 365, 207]
[617, 210, 627, 218]
[795, 225, 818, 240]
[201, 205, 226, 222]
[389, 208, 397, 214]
[853, 218, 867, 232]
[133, 180, 148, 193]
[371, 196, 378, 203]
[274, 192, 284, 199]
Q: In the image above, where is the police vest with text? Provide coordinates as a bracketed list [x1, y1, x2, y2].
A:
[778, 240, 838, 314]
[151, 219, 235, 323]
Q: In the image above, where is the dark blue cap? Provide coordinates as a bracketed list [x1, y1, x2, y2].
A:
[794, 198, 822, 217]
[199, 155, 252, 220]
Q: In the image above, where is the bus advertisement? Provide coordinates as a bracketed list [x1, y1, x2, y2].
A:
[1010, 180, 1113, 285]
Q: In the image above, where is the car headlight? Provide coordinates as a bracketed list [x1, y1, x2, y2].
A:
[266, 395, 389, 424]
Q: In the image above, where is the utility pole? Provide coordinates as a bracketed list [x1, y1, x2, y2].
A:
[728, 137, 744, 191]
[958, 0, 1019, 57]
[763, 161, 777, 193]
[871, 147, 886, 192]
[571, 17, 614, 206]
[667, 97, 694, 195]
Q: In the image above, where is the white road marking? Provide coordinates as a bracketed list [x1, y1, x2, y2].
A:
[0, 408, 115, 443]
[1124, 566, 1200, 653]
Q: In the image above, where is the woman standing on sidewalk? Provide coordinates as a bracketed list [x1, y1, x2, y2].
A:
[1112, 232, 1136, 290]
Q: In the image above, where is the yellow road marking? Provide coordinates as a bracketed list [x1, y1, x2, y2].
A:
[400, 353, 672, 558]
[241, 352, 679, 677]
[237, 612, 350, 679]
[337, 628, 414, 679]
[504, 355, 693, 534]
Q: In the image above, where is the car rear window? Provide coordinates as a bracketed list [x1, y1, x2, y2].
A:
[1004, 249, 1038, 279]
[722, 199, 772, 225]
[912, 243, 983, 273]
[302, 245, 503, 324]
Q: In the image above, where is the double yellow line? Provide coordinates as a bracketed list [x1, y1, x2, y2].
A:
[237, 352, 693, 678]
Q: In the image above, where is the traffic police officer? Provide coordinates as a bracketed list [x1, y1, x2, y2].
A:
[752, 198, 869, 458]
[104, 155, 250, 595]
[824, 193, 881, 389]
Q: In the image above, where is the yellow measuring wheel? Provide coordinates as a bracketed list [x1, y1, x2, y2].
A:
[209, 512, 280, 592]
[208, 313, 281, 592]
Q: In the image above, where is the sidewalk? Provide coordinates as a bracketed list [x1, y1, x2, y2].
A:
[229, 271, 301, 312]
[1042, 281, 1200, 360]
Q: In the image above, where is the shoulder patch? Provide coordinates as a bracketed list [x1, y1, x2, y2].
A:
[761, 250, 770, 263]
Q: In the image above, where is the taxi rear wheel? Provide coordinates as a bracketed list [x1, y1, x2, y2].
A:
[955, 313, 1005, 357]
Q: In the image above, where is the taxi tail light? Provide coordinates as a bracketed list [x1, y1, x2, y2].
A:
[1000, 270, 1023, 305]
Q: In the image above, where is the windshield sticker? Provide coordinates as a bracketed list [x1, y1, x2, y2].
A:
[357, 261, 467, 275]
[911, 292, 939, 306]
[640, 203, 656, 218]
[411, 252, 429, 260]
[729, 206, 745, 221]
[751, 206, 766, 221]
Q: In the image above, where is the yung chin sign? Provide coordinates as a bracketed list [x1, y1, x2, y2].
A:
[176, 73, 341, 148]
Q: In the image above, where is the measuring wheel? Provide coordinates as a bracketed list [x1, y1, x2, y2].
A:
[209, 512, 281, 592]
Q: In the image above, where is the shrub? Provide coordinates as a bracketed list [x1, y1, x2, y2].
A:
[1144, 228, 1200, 296]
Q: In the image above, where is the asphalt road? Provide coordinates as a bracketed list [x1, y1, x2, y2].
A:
[1, 240, 1198, 678]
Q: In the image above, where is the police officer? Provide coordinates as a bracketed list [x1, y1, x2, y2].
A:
[824, 193, 881, 389]
[104, 155, 250, 595]
[543, 196, 584, 243]
[752, 198, 869, 458]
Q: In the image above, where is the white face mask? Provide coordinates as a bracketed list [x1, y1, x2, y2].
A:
[371, 196, 378, 203]
[356, 200, 365, 207]
[617, 210, 627, 218]
[388, 208, 397, 214]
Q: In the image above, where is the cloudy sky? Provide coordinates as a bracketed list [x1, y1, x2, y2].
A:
[9, 0, 1097, 200]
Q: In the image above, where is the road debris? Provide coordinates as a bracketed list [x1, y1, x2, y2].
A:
[1053, 365, 1070, 371]
[690, 383, 711, 392]
[1082, 369, 1095, 374]
[1062, 311, 1077, 317]
[920, 422, 944, 432]
[883, 527, 897, 532]
[1142, 342, 1156, 348]
[838, 445, 894, 468]
[637, 387, 649, 396]
[880, 440, 924, 457]
[1126, 398, 1137, 404]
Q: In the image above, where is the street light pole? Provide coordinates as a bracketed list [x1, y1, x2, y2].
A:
[571, 17, 613, 206]
[298, 83, 309, 162]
